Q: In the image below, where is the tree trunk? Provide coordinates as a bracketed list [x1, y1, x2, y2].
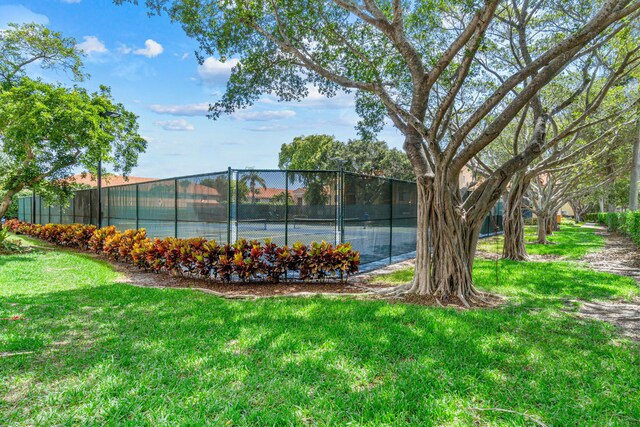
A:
[599, 196, 605, 213]
[502, 173, 529, 260]
[629, 120, 640, 211]
[410, 175, 480, 304]
[550, 213, 559, 232]
[0, 189, 17, 219]
[570, 201, 581, 222]
[536, 214, 548, 244]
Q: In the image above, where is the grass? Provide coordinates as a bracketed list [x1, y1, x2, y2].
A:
[476, 221, 604, 259]
[1, 230, 640, 426]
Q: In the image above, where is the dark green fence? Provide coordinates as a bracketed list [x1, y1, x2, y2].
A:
[17, 168, 503, 266]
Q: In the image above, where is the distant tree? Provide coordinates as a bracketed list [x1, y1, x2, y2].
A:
[201, 175, 230, 201]
[239, 169, 267, 204]
[278, 135, 341, 170]
[338, 139, 412, 179]
[271, 191, 293, 205]
[279, 134, 413, 180]
[0, 78, 147, 218]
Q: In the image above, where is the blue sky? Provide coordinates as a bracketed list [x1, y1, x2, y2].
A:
[0, 1, 405, 179]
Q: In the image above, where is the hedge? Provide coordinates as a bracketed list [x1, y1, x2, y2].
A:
[595, 211, 640, 247]
[584, 213, 598, 222]
[3, 219, 360, 282]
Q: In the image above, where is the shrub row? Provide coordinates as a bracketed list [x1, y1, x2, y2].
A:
[596, 211, 640, 247]
[584, 213, 598, 223]
[3, 219, 360, 282]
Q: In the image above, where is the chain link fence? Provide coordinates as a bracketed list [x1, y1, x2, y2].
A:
[17, 168, 503, 267]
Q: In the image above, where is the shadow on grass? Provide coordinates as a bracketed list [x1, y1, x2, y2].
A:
[525, 225, 604, 259]
[477, 224, 604, 260]
[0, 254, 35, 267]
[474, 259, 639, 305]
[1, 280, 639, 426]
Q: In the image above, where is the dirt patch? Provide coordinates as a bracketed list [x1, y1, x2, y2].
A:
[574, 300, 640, 340]
[475, 251, 563, 261]
[576, 223, 640, 340]
[391, 292, 505, 309]
[582, 224, 640, 283]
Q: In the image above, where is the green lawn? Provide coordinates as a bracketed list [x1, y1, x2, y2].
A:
[476, 221, 604, 259]
[1, 230, 639, 426]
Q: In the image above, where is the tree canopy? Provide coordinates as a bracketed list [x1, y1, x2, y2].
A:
[0, 78, 147, 217]
[0, 22, 85, 90]
[279, 134, 413, 180]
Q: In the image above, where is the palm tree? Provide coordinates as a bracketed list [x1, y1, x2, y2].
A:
[240, 170, 267, 204]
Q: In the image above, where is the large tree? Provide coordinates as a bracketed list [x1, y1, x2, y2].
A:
[0, 78, 147, 218]
[120, 0, 640, 303]
[0, 22, 87, 216]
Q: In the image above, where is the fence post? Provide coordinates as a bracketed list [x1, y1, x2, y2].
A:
[336, 166, 344, 244]
[389, 179, 393, 264]
[235, 171, 240, 243]
[174, 179, 178, 238]
[32, 189, 36, 224]
[285, 170, 289, 246]
[227, 167, 232, 244]
[135, 184, 139, 230]
[106, 188, 110, 227]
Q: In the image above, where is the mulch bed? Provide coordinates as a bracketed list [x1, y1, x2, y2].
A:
[18, 237, 503, 308]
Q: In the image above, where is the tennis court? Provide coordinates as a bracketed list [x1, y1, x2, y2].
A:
[17, 168, 503, 267]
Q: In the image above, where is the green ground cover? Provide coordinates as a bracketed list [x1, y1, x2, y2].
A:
[476, 221, 604, 259]
[1, 228, 639, 426]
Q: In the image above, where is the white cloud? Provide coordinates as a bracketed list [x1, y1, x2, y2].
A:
[0, 5, 49, 27]
[149, 103, 210, 116]
[76, 36, 108, 54]
[117, 43, 132, 54]
[245, 124, 292, 132]
[231, 109, 296, 122]
[134, 39, 164, 58]
[197, 57, 239, 83]
[154, 119, 194, 131]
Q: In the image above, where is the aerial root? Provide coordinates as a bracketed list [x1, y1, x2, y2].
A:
[457, 292, 471, 309]
[372, 282, 413, 296]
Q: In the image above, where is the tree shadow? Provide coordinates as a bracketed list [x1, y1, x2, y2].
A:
[1, 282, 638, 426]
[475, 259, 639, 306]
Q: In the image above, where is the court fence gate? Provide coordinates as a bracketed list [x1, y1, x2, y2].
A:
[17, 168, 503, 267]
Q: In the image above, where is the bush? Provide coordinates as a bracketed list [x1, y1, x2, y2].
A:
[584, 213, 598, 222]
[3, 219, 360, 282]
[593, 211, 640, 248]
[0, 227, 25, 254]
